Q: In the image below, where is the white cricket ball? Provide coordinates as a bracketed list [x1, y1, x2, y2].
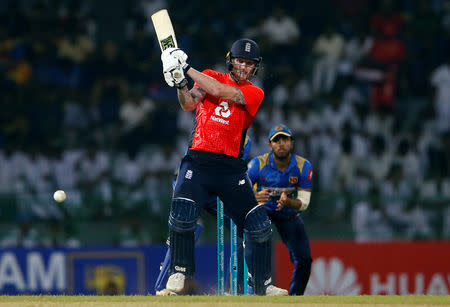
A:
[53, 190, 66, 203]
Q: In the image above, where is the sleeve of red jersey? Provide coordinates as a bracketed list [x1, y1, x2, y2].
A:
[241, 84, 264, 117]
[194, 70, 264, 117]
[193, 69, 217, 88]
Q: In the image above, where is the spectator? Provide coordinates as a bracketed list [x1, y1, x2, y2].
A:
[77, 141, 112, 216]
[338, 28, 372, 76]
[124, 25, 159, 85]
[311, 24, 345, 95]
[270, 69, 297, 108]
[364, 105, 394, 138]
[352, 185, 394, 241]
[393, 137, 422, 185]
[63, 89, 92, 146]
[1, 0, 449, 245]
[380, 163, 414, 229]
[364, 134, 393, 183]
[143, 143, 180, 215]
[443, 205, 450, 239]
[260, 8, 300, 45]
[287, 103, 320, 157]
[120, 86, 155, 133]
[259, 8, 300, 65]
[407, 0, 440, 64]
[90, 41, 129, 145]
[403, 196, 435, 240]
[404, 0, 440, 96]
[430, 54, 450, 133]
[367, 31, 405, 111]
[335, 137, 357, 194]
[320, 95, 353, 136]
[332, 136, 358, 220]
[370, 0, 404, 38]
[355, 2, 406, 112]
[57, 25, 94, 65]
[292, 70, 312, 104]
[0, 146, 16, 195]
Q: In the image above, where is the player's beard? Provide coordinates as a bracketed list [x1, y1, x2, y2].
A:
[231, 65, 252, 83]
[273, 150, 291, 161]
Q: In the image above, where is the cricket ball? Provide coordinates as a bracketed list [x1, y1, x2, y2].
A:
[53, 190, 66, 203]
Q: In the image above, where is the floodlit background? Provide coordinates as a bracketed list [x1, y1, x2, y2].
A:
[0, 0, 449, 248]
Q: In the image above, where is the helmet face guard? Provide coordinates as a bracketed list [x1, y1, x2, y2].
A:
[226, 38, 262, 79]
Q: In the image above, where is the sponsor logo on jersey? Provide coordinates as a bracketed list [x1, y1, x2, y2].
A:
[308, 169, 313, 181]
[214, 101, 231, 118]
[238, 179, 245, 185]
[289, 176, 298, 184]
[185, 170, 193, 179]
[210, 116, 229, 125]
[211, 101, 231, 125]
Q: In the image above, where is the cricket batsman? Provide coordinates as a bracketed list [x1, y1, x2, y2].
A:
[160, 38, 287, 295]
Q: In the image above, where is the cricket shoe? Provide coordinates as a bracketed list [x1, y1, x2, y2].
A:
[265, 285, 288, 296]
[166, 272, 186, 293]
[155, 288, 177, 296]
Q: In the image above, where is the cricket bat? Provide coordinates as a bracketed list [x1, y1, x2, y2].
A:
[151, 9, 178, 51]
[151, 9, 180, 78]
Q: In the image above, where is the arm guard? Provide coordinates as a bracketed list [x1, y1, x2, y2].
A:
[297, 190, 311, 211]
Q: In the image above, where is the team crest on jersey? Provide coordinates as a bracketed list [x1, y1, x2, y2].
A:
[289, 176, 298, 184]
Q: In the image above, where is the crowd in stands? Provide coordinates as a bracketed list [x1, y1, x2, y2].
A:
[0, 0, 449, 247]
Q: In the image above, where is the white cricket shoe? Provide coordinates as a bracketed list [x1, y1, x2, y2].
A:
[166, 272, 186, 293]
[155, 288, 177, 296]
[265, 285, 288, 296]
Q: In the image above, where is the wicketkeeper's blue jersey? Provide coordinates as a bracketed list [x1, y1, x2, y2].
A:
[247, 152, 313, 216]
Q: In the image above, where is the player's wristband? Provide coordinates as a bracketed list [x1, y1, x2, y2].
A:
[182, 63, 191, 74]
[175, 78, 188, 89]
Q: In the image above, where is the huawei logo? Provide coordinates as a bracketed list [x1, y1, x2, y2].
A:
[215, 101, 231, 118]
[305, 257, 362, 295]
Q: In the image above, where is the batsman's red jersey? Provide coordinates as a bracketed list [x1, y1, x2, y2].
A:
[189, 69, 264, 157]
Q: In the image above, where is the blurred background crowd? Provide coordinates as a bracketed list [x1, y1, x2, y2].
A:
[1, 0, 449, 247]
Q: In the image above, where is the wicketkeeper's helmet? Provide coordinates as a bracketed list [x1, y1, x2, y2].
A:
[226, 38, 262, 77]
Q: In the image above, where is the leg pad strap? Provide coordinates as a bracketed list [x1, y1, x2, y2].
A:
[168, 198, 201, 233]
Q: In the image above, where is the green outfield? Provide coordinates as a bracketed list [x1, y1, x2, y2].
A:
[0, 295, 449, 306]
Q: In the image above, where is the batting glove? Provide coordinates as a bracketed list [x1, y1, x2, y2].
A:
[163, 68, 186, 88]
[162, 48, 190, 73]
[164, 70, 188, 88]
[161, 48, 189, 88]
[169, 48, 188, 65]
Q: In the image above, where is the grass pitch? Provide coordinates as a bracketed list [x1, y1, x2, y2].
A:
[0, 295, 449, 307]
